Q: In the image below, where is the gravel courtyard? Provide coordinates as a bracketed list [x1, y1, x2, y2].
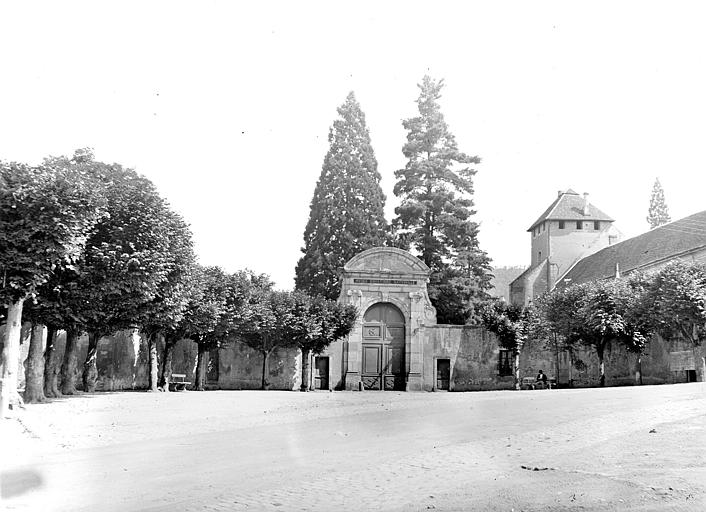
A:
[1, 383, 705, 511]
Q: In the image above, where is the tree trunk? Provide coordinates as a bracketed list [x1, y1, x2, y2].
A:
[568, 348, 574, 387]
[513, 350, 521, 391]
[597, 343, 605, 387]
[300, 348, 311, 392]
[82, 332, 100, 392]
[24, 323, 47, 403]
[635, 354, 643, 385]
[195, 344, 207, 391]
[553, 335, 560, 387]
[261, 349, 271, 390]
[43, 326, 60, 398]
[159, 336, 176, 391]
[146, 332, 161, 392]
[60, 328, 80, 395]
[1, 298, 25, 418]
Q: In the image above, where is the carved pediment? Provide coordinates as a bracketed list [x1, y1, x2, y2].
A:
[344, 247, 430, 275]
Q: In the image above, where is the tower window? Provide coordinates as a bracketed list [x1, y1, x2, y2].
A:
[559, 221, 565, 229]
[576, 221, 583, 230]
[594, 221, 600, 230]
[538, 251, 542, 260]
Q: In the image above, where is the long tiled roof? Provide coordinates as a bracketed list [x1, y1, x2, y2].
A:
[557, 210, 706, 286]
[528, 190, 614, 231]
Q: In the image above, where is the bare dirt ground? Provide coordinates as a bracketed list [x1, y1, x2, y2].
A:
[1, 383, 705, 511]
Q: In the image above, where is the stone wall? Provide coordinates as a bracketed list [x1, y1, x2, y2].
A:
[4, 325, 302, 393]
[95, 330, 150, 391]
[517, 334, 705, 388]
[5, 322, 704, 394]
[218, 343, 300, 390]
[422, 325, 514, 391]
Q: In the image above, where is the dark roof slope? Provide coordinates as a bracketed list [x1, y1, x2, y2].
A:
[528, 190, 614, 231]
[558, 210, 706, 286]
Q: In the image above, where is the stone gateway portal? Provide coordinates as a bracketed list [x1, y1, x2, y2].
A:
[361, 302, 405, 390]
[334, 247, 437, 391]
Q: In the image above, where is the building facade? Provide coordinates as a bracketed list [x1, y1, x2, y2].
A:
[510, 189, 621, 305]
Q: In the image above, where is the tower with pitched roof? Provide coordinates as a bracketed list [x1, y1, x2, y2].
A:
[509, 189, 621, 305]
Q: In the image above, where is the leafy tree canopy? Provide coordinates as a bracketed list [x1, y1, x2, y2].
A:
[0, 155, 107, 306]
[60, 155, 183, 337]
[239, 289, 298, 356]
[536, 285, 587, 349]
[574, 280, 648, 355]
[136, 208, 196, 339]
[641, 261, 706, 345]
[290, 292, 358, 355]
[480, 300, 537, 351]
[191, 267, 273, 350]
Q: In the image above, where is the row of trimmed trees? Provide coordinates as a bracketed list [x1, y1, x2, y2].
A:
[295, 77, 493, 325]
[481, 260, 706, 389]
[1, 151, 356, 417]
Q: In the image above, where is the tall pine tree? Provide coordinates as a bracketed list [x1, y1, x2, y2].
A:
[647, 178, 671, 229]
[393, 76, 492, 324]
[295, 92, 388, 299]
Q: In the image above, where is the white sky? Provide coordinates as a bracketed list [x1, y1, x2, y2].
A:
[2, 1, 705, 289]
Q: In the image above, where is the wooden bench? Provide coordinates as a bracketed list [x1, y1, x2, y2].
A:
[521, 377, 536, 390]
[168, 374, 190, 392]
[522, 376, 556, 390]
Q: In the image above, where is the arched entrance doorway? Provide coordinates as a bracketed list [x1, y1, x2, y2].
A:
[361, 302, 405, 390]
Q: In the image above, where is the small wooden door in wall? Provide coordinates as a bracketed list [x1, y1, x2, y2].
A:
[436, 359, 450, 390]
[314, 356, 329, 390]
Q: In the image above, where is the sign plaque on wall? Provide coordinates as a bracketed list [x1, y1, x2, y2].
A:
[353, 278, 417, 285]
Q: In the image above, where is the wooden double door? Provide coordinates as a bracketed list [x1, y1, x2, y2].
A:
[361, 302, 406, 391]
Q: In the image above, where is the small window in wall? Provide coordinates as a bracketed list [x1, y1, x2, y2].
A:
[558, 221, 565, 229]
[538, 251, 542, 260]
[594, 221, 600, 230]
[576, 221, 583, 230]
[542, 223, 545, 232]
[498, 349, 512, 376]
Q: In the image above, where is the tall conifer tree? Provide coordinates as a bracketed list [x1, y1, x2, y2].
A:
[393, 76, 492, 324]
[647, 178, 671, 229]
[295, 92, 388, 299]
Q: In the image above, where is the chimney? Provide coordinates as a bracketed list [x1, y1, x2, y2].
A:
[582, 192, 589, 215]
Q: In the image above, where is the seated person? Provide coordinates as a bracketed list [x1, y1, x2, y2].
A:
[536, 369, 548, 388]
